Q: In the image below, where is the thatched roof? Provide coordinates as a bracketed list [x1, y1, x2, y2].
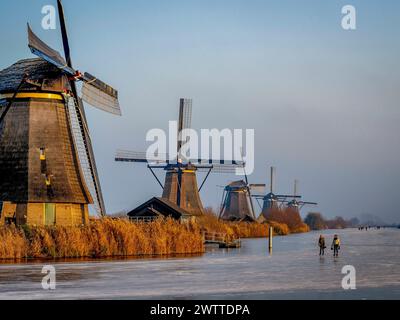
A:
[0, 58, 60, 92]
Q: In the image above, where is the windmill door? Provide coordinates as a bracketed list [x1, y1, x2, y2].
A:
[45, 203, 56, 226]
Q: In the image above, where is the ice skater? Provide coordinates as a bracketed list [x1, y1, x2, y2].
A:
[318, 235, 326, 256]
[331, 234, 341, 257]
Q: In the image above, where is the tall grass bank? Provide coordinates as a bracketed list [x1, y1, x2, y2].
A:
[0, 218, 204, 259]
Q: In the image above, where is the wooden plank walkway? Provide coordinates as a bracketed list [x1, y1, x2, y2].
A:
[202, 231, 241, 248]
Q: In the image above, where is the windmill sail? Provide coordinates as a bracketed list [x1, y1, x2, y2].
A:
[81, 73, 121, 115]
[181, 98, 192, 132]
[115, 150, 171, 164]
[115, 149, 244, 169]
[66, 95, 106, 216]
[27, 24, 75, 76]
[249, 184, 266, 194]
[177, 98, 192, 160]
[28, 25, 122, 116]
[196, 163, 241, 173]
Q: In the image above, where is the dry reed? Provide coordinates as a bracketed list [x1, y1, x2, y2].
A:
[0, 218, 204, 260]
[0, 208, 310, 260]
[263, 208, 310, 234]
[197, 211, 290, 238]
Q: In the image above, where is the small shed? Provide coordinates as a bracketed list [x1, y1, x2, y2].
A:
[127, 197, 194, 221]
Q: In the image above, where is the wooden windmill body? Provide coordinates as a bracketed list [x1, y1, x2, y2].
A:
[162, 163, 205, 215]
[0, 1, 121, 226]
[0, 59, 92, 225]
[219, 180, 256, 221]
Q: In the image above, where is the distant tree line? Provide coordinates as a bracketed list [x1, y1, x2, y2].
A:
[304, 212, 360, 230]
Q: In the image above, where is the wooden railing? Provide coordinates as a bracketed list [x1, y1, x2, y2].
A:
[202, 231, 228, 244]
[128, 216, 158, 223]
[202, 231, 240, 246]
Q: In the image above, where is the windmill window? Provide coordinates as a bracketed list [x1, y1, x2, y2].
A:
[45, 175, 51, 186]
[40, 148, 46, 161]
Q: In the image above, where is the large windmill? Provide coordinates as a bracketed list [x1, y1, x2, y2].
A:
[115, 98, 242, 216]
[252, 167, 300, 221]
[286, 179, 318, 213]
[0, 0, 121, 226]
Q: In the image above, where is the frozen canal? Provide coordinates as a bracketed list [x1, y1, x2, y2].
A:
[0, 228, 399, 299]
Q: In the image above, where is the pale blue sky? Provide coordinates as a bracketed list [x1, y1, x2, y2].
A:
[1, 0, 399, 222]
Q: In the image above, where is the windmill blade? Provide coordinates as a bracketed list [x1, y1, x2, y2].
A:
[114, 150, 244, 169]
[195, 158, 244, 174]
[218, 189, 228, 219]
[237, 148, 256, 219]
[196, 164, 239, 173]
[293, 179, 299, 198]
[115, 150, 173, 164]
[60, 0, 122, 117]
[269, 166, 275, 193]
[178, 98, 193, 133]
[177, 98, 193, 157]
[251, 195, 265, 199]
[255, 197, 263, 210]
[81, 73, 121, 115]
[276, 194, 302, 199]
[80, 105, 106, 216]
[192, 159, 244, 166]
[58, 0, 118, 116]
[249, 184, 266, 194]
[57, 0, 73, 66]
[28, 24, 122, 116]
[27, 24, 75, 76]
[66, 96, 106, 216]
[182, 98, 192, 131]
[300, 201, 318, 205]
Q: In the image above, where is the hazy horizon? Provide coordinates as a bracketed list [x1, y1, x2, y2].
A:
[1, 0, 399, 223]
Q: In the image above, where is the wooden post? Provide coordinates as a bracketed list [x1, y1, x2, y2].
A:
[268, 226, 273, 252]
